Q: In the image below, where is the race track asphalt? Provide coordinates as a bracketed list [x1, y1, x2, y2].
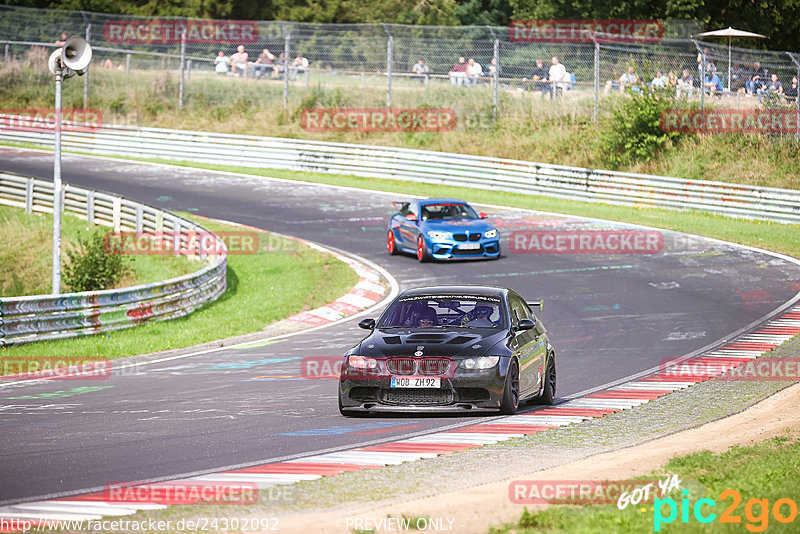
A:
[2, 147, 798, 503]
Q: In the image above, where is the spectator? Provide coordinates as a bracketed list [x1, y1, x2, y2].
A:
[254, 49, 274, 79]
[272, 52, 286, 78]
[229, 45, 248, 77]
[651, 69, 668, 88]
[55, 31, 68, 46]
[730, 63, 747, 92]
[548, 56, 568, 99]
[289, 53, 309, 80]
[103, 58, 114, 69]
[746, 61, 766, 95]
[697, 47, 716, 76]
[214, 51, 229, 75]
[466, 57, 482, 87]
[411, 59, 431, 85]
[488, 57, 499, 77]
[676, 69, 694, 98]
[449, 57, 467, 86]
[604, 65, 639, 95]
[784, 76, 798, 102]
[523, 59, 549, 98]
[667, 70, 678, 88]
[757, 73, 783, 102]
[704, 70, 722, 97]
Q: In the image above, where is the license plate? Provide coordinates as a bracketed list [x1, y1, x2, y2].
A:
[391, 376, 440, 388]
[458, 243, 481, 250]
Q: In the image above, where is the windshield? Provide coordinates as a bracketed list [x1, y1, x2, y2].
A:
[379, 295, 505, 329]
[420, 203, 478, 221]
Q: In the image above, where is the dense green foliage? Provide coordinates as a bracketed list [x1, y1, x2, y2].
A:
[63, 229, 130, 292]
[6, 0, 800, 51]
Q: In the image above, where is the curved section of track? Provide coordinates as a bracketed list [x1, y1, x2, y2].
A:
[1, 147, 799, 504]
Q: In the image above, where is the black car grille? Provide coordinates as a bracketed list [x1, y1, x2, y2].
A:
[418, 358, 450, 375]
[452, 246, 484, 255]
[382, 389, 454, 405]
[387, 358, 415, 375]
[452, 233, 481, 242]
[387, 357, 451, 375]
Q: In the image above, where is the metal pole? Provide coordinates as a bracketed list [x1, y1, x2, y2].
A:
[179, 30, 186, 109]
[487, 27, 499, 125]
[282, 23, 290, 108]
[52, 68, 63, 294]
[789, 52, 800, 143]
[693, 40, 705, 112]
[83, 24, 90, 109]
[386, 31, 393, 108]
[126, 53, 130, 74]
[4, 43, 8, 63]
[594, 40, 600, 121]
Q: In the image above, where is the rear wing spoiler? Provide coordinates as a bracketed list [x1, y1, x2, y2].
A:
[526, 300, 544, 312]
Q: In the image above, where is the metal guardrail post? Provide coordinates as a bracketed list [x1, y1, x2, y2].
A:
[179, 30, 186, 109]
[788, 52, 800, 143]
[125, 53, 130, 74]
[83, 23, 90, 109]
[87, 190, 94, 223]
[383, 24, 393, 108]
[25, 177, 33, 213]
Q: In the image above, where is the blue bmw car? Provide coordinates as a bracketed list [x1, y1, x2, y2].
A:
[387, 199, 501, 261]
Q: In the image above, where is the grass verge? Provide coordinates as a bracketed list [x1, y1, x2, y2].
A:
[1, 213, 359, 360]
[0, 205, 196, 297]
[493, 432, 800, 533]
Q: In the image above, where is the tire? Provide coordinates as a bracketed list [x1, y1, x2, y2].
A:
[499, 359, 520, 415]
[416, 235, 430, 263]
[387, 229, 398, 255]
[536, 353, 556, 405]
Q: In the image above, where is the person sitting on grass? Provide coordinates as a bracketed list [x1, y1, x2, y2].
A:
[214, 51, 229, 75]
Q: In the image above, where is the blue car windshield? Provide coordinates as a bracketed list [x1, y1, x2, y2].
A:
[379, 295, 504, 329]
[420, 203, 478, 221]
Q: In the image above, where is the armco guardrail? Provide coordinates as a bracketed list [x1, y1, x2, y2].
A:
[1, 115, 799, 224]
[0, 172, 227, 346]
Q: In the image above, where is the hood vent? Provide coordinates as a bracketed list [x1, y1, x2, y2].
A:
[382, 336, 402, 344]
[406, 334, 449, 343]
[446, 335, 476, 345]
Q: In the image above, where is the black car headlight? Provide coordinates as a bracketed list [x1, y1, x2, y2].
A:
[459, 356, 500, 370]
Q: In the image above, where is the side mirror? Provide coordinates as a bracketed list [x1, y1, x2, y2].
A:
[479, 212, 488, 219]
[516, 318, 536, 331]
[358, 318, 376, 330]
[405, 213, 417, 221]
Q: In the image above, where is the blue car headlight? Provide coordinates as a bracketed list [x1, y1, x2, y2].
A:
[484, 229, 498, 239]
[427, 231, 452, 240]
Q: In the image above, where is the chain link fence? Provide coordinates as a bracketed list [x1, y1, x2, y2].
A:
[1, 5, 798, 140]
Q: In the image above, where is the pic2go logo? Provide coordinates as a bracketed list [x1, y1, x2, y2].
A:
[654, 489, 798, 532]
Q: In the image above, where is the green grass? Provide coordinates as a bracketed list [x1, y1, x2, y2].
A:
[1, 213, 359, 360]
[492, 432, 800, 533]
[0, 205, 196, 297]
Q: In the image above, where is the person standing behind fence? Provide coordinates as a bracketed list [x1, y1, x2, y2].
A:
[411, 59, 430, 86]
[548, 56, 567, 99]
[449, 57, 467, 86]
[229, 45, 248, 77]
[214, 51, 229, 75]
[466, 58, 482, 87]
[55, 31, 68, 46]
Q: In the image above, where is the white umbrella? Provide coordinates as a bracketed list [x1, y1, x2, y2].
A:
[695, 27, 767, 92]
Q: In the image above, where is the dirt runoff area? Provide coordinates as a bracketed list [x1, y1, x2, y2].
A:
[274, 382, 800, 534]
